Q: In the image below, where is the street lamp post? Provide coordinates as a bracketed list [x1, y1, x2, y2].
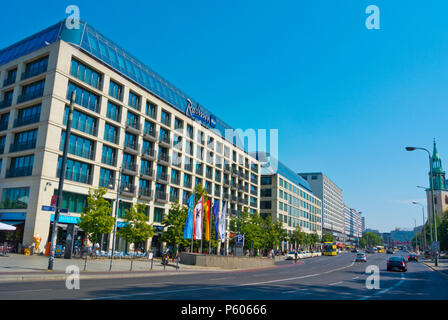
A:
[406, 146, 438, 266]
[109, 168, 128, 271]
[412, 201, 426, 252]
[48, 91, 76, 270]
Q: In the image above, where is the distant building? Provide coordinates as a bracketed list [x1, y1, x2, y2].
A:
[299, 172, 345, 242]
[426, 140, 448, 220]
[390, 228, 414, 245]
[343, 204, 362, 246]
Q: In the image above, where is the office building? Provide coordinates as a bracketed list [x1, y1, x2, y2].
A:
[298, 172, 345, 241]
[343, 205, 362, 246]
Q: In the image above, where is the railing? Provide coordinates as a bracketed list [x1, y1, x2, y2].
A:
[142, 147, 155, 158]
[101, 155, 117, 166]
[222, 193, 230, 200]
[250, 189, 257, 196]
[183, 180, 192, 189]
[140, 167, 154, 178]
[155, 191, 167, 201]
[124, 141, 139, 151]
[156, 172, 169, 183]
[3, 77, 15, 87]
[250, 201, 257, 207]
[17, 89, 44, 103]
[171, 176, 180, 185]
[6, 166, 33, 178]
[143, 127, 156, 139]
[9, 140, 37, 153]
[120, 183, 136, 194]
[122, 161, 137, 172]
[169, 193, 179, 202]
[251, 177, 258, 184]
[206, 171, 213, 180]
[57, 169, 91, 184]
[196, 166, 203, 175]
[21, 64, 47, 81]
[138, 187, 152, 199]
[159, 134, 170, 145]
[103, 131, 118, 143]
[14, 113, 41, 127]
[231, 195, 237, 201]
[126, 120, 140, 131]
[158, 152, 170, 163]
[184, 163, 193, 172]
[223, 178, 230, 185]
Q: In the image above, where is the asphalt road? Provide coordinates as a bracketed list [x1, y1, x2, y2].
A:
[0, 251, 447, 300]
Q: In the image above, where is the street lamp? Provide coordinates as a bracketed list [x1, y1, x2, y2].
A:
[48, 91, 76, 270]
[412, 201, 427, 252]
[109, 168, 128, 271]
[406, 145, 438, 266]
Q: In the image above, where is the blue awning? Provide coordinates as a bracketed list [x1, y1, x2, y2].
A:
[0, 212, 26, 221]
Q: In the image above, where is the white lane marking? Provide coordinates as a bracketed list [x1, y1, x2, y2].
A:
[86, 261, 356, 300]
[7, 289, 51, 294]
[209, 277, 233, 281]
[131, 281, 173, 287]
[358, 272, 406, 300]
[282, 288, 307, 294]
[328, 281, 343, 286]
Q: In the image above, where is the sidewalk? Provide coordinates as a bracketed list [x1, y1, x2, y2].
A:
[0, 253, 224, 282]
[422, 257, 448, 278]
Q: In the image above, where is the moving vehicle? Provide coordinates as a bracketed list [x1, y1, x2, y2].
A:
[355, 253, 367, 262]
[387, 256, 407, 272]
[386, 249, 394, 254]
[408, 254, 418, 262]
[323, 242, 338, 256]
[376, 246, 385, 253]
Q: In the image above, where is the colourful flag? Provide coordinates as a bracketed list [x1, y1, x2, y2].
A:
[193, 196, 203, 240]
[219, 201, 227, 242]
[204, 199, 211, 241]
[183, 194, 195, 239]
[212, 200, 220, 240]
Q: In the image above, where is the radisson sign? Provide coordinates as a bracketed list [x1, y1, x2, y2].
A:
[185, 98, 216, 128]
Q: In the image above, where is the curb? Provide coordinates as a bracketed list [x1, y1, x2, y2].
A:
[422, 262, 448, 279]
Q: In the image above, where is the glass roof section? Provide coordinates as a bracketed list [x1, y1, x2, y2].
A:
[0, 20, 240, 144]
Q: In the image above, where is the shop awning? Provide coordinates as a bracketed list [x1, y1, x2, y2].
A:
[0, 222, 16, 231]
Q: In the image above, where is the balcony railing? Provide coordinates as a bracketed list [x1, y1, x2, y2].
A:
[57, 169, 91, 184]
[250, 189, 257, 196]
[222, 193, 230, 200]
[155, 191, 167, 202]
[124, 141, 139, 152]
[223, 178, 230, 186]
[101, 155, 117, 166]
[183, 180, 192, 189]
[138, 187, 152, 199]
[17, 89, 44, 103]
[6, 166, 33, 178]
[140, 167, 154, 178]
[169, 193, 179, 202]
[143, 127, 157, 139]
[120, 183, 136, 195]
[21, 64, 47, 81]
[184, 163, 193, 172]
[142, 147, 155, 158]
[9, 140, 36, 153]
[159, 134, 171, 146]
[0, 99, 12, 109]
[206, 171, 213, 180]
[158, 152, 170, 164]
[251, 177, 258, 184]
[103, 132, 118, 143]
[3, 77, 15, 87]
[14, 113, 41, 127]
[250, 201, 257, 207]
[126, 120, 140, 131]
[122, 161, 137, 172]
[156, 172, 169, 183]
[231, 195, 237, 202]
[171, 176, 181, 185]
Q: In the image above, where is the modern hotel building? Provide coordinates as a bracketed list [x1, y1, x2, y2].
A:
[258, 155, 323, 249]
[0, 20, 260, 254]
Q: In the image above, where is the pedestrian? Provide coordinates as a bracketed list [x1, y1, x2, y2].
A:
[294, 251, 298, 264]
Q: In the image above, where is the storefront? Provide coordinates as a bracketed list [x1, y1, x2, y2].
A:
[47, 214, 85, 256]
[0, 212, 26, 253]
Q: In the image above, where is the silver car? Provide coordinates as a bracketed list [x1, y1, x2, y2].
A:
[355, 253, 367, 262]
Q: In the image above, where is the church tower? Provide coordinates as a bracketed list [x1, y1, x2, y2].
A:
[430, 139, 447, 190]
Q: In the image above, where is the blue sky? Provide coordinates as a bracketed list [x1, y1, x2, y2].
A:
[1, 0, 447, 232]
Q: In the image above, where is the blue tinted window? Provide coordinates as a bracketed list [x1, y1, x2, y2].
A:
[70, 59, 102, 89]
[67, 82, 99, 112]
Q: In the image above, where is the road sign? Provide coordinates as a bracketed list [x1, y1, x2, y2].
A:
[431, 241, 440, 253]
[235, 234, 244, 247]
[42, 205, 55, 211]
[50, 195, 57, 207]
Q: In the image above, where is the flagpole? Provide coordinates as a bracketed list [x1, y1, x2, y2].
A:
[209, 202, 211, 255]
[200, 196, 203, 254]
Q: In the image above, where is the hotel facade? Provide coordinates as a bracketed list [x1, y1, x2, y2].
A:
[0, 21, 261, 255]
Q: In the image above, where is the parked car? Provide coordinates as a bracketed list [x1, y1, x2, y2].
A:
[355, 253, 367, 262]
[387, 256, 407, 272]
[408, 254, 418, 262]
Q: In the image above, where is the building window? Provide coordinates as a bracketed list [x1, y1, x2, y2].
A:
[19, 80, 45, 103]
[65, 107, 97, 136]
[54, 190, 87, 213]
[60, 131, 94, 160]
[15, 104, 41, 127]
[153, 207, 164, 223]
[101, 145, 116, 166]
[0, 187, 30, 209]
[186, 124, 193, 139]
[99, 168, 114, 188]
[128, 91, 141, 110]
[7, 154, 34, 178]
[104, 123, 118, 144]
[109, 80, 123, 101]
[106, 101, 121, 122]
[118, 201, 132, 218]
[161, 110, 171, 127]
[12, 129, 38, 152]
[70, 59, 102, 89]
[57, 157, 92, 184]
[260, 201, 272, 209]
[261, 176, 272, 185]
[67, 82, 99, 112]
[146, 101, 157, 119]
[22, 56, 48, 80]
[0, 113, 9, 131]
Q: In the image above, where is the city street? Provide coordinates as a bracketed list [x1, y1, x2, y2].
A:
[0, 252, 446, 300]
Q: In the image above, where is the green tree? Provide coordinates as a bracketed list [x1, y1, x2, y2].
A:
[117, 202, 154, 270]
[161, 201, 190, 253]
[438, 210, 448, 251]
[359, 232, 382, 248]
[78, 187, 114, 245]
[322, 230, 334, 243]
[229, 208, 264, 252]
